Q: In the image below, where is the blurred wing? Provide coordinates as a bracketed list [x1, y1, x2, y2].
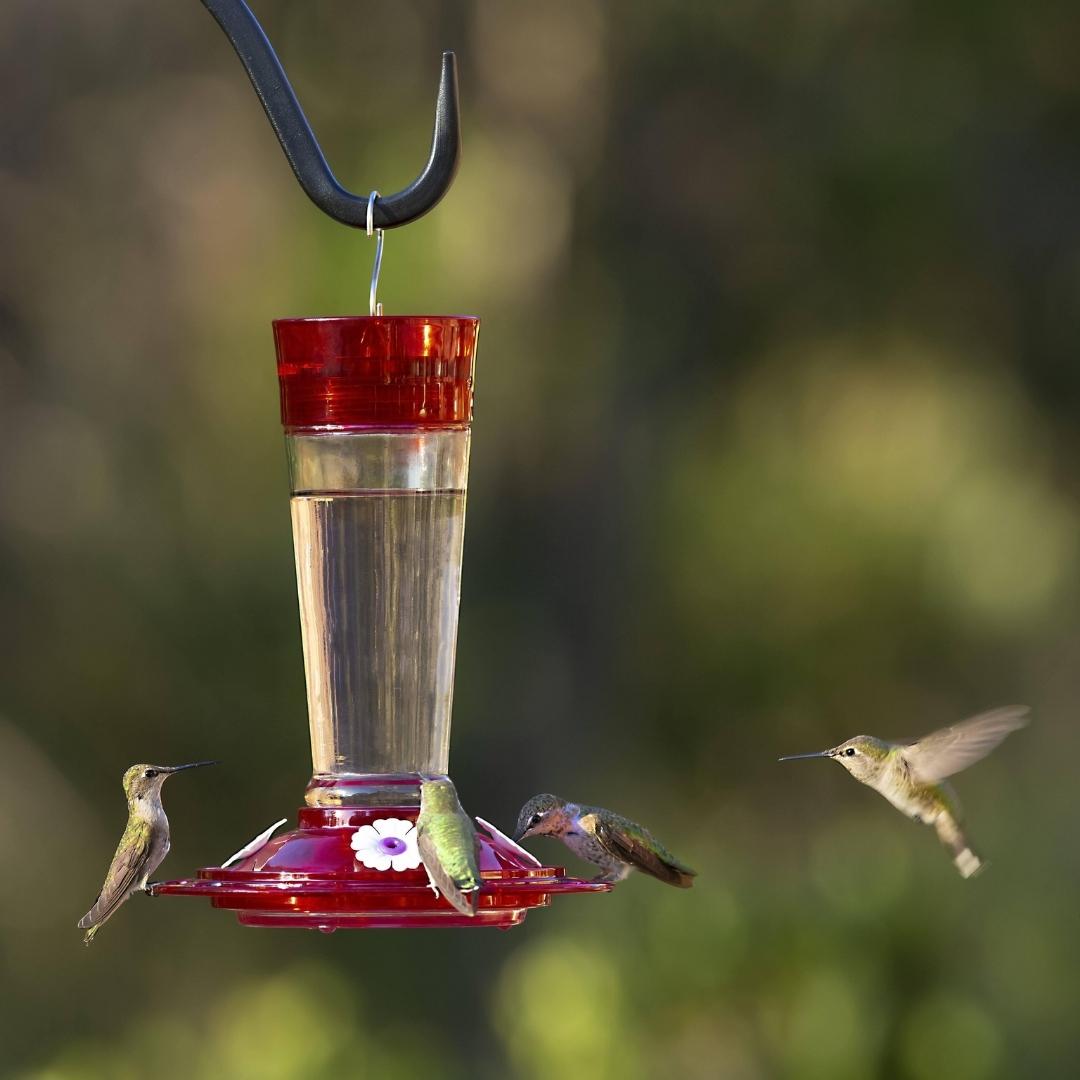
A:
[588, 814, 697, 889]
[77, 825, 152, 931]
[903, 705, 1030, 783]
[417, 820, 481, 917]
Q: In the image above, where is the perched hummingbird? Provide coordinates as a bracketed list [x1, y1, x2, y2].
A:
[513, 794, 697, 887]
[779, 705, 1029, 878]
[416, 778, 483, 917]
[77, 761, 216, 944]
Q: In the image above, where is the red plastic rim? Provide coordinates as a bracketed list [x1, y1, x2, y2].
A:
[152, 805, 610, 931]
[273, 315, 479, 432]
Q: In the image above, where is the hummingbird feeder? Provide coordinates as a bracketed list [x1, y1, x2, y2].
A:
[152, 0, 610, 928]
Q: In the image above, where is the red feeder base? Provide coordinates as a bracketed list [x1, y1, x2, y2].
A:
[152, 806, 610, 930]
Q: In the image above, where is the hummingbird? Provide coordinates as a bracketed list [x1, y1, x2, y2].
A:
[513, 794, 697, 887]
[416, 777, 483, 917]
[779, 705, 1029, 878]
[77, 761, 216, 944]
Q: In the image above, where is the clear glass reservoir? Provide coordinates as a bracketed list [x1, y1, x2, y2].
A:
[289, 431, 468, 796]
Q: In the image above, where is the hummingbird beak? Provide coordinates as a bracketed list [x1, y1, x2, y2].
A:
[162, 760, 219, 773]
[777, 750, 833, 762]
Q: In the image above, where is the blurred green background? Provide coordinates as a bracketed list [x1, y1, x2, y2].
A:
[3, 1, 1080, 1077]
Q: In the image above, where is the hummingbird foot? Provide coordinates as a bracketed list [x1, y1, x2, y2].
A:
[144, 882, 160, 896]
[420, 863, 441, 900]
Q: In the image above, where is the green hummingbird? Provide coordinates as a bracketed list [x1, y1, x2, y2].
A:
[513, 794, 697, 887]
[779, 705, 1029, 877]
[416, 778, 483, 917]
[77, 761, 216, 944]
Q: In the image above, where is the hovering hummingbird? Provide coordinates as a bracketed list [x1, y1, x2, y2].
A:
[416, 778, 483, 917]
[779, 705, 1029, 877]
[513, 794, 697, 887]
[77, 761, 216, 944]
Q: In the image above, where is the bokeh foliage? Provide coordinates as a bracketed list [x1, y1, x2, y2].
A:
[3, 1, 1080, 1077]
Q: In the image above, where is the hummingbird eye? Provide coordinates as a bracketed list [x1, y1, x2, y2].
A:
[144, 769, 158, 778]
[845, 748, 856, 757]
[530, 813, 543, 827]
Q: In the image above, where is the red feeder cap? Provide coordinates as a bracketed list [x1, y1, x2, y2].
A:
[273, 315, 479, 431]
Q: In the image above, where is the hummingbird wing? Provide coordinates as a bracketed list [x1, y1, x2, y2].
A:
[417, 812, 482, 917]
[584, 812, 697, 889]
[77, 818, 155, 938]
[902, 705, 1029, 783]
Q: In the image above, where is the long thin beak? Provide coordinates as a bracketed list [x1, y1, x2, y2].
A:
[777, 750, 833, 762]
[162, 760, 218, 773]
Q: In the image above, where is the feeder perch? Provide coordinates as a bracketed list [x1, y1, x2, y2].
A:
[153, 2, 610, 928]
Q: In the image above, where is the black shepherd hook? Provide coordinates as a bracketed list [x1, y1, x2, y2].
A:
[200, 0, 461, 229]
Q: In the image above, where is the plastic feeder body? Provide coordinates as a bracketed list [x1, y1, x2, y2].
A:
[274, 316, 478, 806]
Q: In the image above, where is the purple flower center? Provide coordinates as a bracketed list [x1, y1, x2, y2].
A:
[377, 836, 408, 856]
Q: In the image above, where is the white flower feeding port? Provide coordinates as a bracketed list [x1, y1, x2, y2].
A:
[351, 820, 422, 873]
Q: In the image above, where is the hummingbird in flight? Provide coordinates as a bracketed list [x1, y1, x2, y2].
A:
[416, 778, 483, 917]
[77, 761, 216, 944]
[779, 705, 1029, 877]
[513, 794, 697, 887]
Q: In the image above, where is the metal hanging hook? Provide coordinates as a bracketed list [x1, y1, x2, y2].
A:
[199, 0, 461, 230]
[367, 191, 385, 316]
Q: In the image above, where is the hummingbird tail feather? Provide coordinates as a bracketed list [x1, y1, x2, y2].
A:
[82, 925, 99, 946]
[421, 862, 442, 899]
[934, 813, 984, 879]
[954, 847, 984, 878]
